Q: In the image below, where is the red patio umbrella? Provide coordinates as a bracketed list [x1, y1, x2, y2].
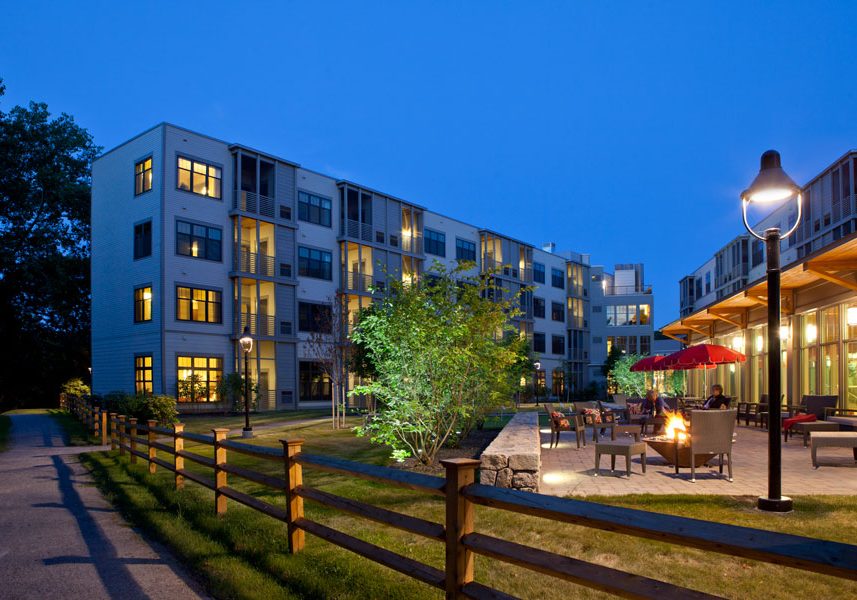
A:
[662, 343, 746, 397]
[630, 355, 667, 372]
[661, 343, 746, 370]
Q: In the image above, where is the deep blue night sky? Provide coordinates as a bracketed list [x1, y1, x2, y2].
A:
[4, 2, 857, 325]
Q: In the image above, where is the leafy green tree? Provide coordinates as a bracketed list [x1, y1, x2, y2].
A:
[610, 354, 648, 397]
[0, 79, 99, 410]
[351, 262, 528, 464]
[601, 345, 624, 393]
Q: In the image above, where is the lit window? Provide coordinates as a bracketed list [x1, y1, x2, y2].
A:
[135, 157, 152, 195]
[134, 286, 152, 322]
[177, 156, 221, 199]
[135, 355, 153, 394]
[176, 356, 222, 402]
[176, 286, 222, 323]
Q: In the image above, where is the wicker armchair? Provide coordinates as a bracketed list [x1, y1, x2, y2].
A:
[684, 409, 737, 482]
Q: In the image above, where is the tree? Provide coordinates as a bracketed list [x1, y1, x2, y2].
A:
[610, 354, 648, 397]
[0, 79, 99, 410]
[351, 262, 528, 464]
[304, 292, 350, 429]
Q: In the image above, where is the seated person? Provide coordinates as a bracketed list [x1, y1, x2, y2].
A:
[641, 389, 669, 434]
[703, 384, 730, 409]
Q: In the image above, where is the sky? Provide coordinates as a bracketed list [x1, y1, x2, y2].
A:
[3, 1, 857, 326]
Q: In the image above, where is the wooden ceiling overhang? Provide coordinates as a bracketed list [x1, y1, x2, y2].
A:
[662, 233, 857, 344]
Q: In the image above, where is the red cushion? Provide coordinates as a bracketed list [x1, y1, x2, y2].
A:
[783, 413, 816, 431]
[582, 408, 602, 424]
[550, 411, 565, 419]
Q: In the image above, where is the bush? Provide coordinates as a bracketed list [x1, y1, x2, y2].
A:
[102, 391, 178, 424]
[61, 377, 90, 398]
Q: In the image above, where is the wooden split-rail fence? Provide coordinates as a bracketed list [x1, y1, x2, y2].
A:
[63, 396, 857, 600]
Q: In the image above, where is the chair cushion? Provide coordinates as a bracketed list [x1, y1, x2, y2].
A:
[783, 413, 816, 431]
[582, 408, 602, 423]
[628, 402, 643, 415]
[550, 411, 565, 420]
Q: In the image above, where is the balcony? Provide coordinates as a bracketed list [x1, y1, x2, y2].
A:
[236, 312, 276, 337]
[343, 271, 375, 293]
[233, 249, 275, 278]
[400, 234, 423, 254]
[233, 190, 275, 219]
[604, 285, 652, 296]
[341, 218, 373, 242]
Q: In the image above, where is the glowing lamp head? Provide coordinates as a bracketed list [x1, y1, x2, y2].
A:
[805, 323, 818, 344]
[779, 325, 790, 340]
[239, 326, 253, 354]
[534, 361, 542, 371]
[742, 150, 800, 204]
[847, 307, 857, 327]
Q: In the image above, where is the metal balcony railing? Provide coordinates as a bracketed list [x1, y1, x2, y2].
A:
[604, 285, 652, 296]
[343, 271, 374, 293]
[233, 249, 275, 277]
[237, 312, 276, 337]
[234, 190, 275, 218]
[400, 234, 423, 254]
[341, 219, 373, 242]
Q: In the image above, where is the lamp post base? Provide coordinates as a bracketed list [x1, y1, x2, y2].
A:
[242, 427, 254, 439]
[757, 496, 793, 512]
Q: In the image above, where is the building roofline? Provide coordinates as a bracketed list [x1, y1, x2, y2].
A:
[335, 179, 426, 210]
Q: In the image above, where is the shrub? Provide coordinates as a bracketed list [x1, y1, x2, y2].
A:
[216, 373, 258, 412]
[102, 391, 178, 424]
[61, 377, 90, 398]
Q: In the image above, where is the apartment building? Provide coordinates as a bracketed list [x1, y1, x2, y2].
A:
[92, 123, 665, 410]
[666, 149, 857, 408]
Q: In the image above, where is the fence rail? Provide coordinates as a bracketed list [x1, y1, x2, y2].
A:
[61, 394, 857, 599]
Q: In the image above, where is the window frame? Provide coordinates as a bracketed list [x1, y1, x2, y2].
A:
[552, 334, 565, 355]
[135, 156, 153, 196]
[175, 284, 223, 324]
[298, 245, 333, 280]
[176, 154, 222, 200]
[298, 301, 333, 333]
[134, 285, 153, 323]
[551, 268, 565, 289]
[133, 219, 152, 260]
[533, 332, 546, 353]
[175, 219, 223, 262]
[533, 296, 546, 319]
[176, 354, 223, 403]
[297, 190, 333, 227]
[533, 262, 545, 284]
[134, 354, 153, 394]
[424, 228, 446, 257]
[551, 301, 565, 322]
[299, 360, 332, 402]
[455, 238, 477, 262]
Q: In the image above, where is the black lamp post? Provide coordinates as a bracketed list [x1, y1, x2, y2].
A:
[533, 360, 542, 405]
[239, 326, 254, 438]
[741, 150, 802, 513]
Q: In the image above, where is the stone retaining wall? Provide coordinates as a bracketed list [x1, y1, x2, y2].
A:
[479, 411, 540, 492]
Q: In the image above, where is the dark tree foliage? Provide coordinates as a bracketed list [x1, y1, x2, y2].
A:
[0, 79, 100, 409]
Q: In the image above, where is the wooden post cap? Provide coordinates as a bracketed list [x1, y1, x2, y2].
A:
[280, 438, 305, 447]
[212, 428, 230, 435]
[440, 458, 481, 469]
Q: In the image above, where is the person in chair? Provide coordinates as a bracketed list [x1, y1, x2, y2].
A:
[703, 384, 730, 410]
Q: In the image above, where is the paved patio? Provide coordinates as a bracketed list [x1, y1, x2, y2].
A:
[539, 423, 857, 496]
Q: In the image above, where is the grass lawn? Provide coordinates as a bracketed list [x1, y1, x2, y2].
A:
[79, 418, 857, 599]
[179, 410, 328, 434]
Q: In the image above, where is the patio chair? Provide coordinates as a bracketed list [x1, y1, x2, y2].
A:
[610, 393, 628, 407]
[736, 400, 761, 426]
[684, 408, 737, 482]
[545, 403, 585, 449]
[802, 395, 838, 420]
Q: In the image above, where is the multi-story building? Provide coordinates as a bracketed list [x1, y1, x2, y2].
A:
[665, 149, 857, 409]
[92, 123, 666, 410]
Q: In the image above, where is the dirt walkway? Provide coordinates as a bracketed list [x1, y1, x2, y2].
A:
[0, 413, 209, 600]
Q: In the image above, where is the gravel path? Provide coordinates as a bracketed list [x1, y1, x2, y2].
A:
[0, 413, 209, 600]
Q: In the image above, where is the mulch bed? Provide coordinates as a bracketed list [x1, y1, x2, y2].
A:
[391, 427, 501, 476]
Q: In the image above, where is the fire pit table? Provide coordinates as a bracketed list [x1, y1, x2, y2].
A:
[645, 437, 715, 471]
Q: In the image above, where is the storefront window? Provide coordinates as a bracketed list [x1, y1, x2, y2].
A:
[801, 346, 817, 396]
[846, 342, 857, 410]
[821, 344, 839, 396]
[821, 306, 840, 344]
[802, 312, 818, 346]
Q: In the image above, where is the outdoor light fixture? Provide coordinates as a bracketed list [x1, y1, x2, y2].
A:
[533, 360, 542, 406]
[847, 307, 857, 327]
[240, 326, 254, 438]
[779, 325, 790, 340]
[805, 323, 818, 344]
[755, 334, 764, 354]
[731, 335, 745, 352]
[741, 150, 801, 513]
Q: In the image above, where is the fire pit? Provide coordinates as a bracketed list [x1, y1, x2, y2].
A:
[644, 412, 715, 468]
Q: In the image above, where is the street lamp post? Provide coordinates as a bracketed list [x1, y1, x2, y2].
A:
[239, 326, 254, 438]
[741, 150, 802, 513]
[533, 360, 542, 406]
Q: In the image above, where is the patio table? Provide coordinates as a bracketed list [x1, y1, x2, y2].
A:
[792, 421, 839, 447]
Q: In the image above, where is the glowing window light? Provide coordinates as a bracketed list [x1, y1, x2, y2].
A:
[847, 307, 857, 327]
[805, 323, 818, 344]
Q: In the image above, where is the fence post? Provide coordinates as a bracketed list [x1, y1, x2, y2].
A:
[129, 418, 138, 464]
[174, 423, 185, 490]
[101, 410, 109, 445]
[118, 415, 126, 456]
[281, 438, 305, 554]
[213, 428, 229, 515]
[93, 407, 101, 441]
[109, 413, 117, 450]
[147, 420, 158, 474]
[441, 458, 480, 599]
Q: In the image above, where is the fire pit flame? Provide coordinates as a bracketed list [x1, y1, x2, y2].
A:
[664, 411, 688, 442]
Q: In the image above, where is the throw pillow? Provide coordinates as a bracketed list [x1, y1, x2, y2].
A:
[582, 407, 602, 424]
